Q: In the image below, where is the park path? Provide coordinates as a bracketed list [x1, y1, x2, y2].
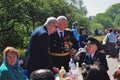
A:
[107, 55, 120, 80]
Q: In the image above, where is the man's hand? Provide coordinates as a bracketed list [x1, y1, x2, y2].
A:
[70, 48, 77, 56]
[52, 67, 59, 73]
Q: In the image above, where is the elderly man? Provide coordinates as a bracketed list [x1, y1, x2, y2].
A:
[75, 37, 109, 71]
[23, 17, 58, 76]
[49, 15, 78, 71]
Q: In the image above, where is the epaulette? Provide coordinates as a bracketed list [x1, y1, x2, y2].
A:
[66, 28, 72, 32]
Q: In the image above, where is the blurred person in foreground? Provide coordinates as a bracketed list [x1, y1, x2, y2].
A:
[74, 37, 109, 71]
[0, 47, 28, 80]
[113, 69, 120, 80]
[113, 65, 120, 80]
[23, 17, 58, 76]
[49, 16, 78, 71]
[30, 69, 54, 80]
[82, 65, 110, 80]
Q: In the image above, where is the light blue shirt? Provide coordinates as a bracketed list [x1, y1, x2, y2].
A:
[90, 53, 95, 59]
[72, 29, 80, 41]
[106, 32, 116, 43]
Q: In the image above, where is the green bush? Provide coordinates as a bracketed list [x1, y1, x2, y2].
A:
[0, 54, 3, 65]
[17, 48, 26, 60]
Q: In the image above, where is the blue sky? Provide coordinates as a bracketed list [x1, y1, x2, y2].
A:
[83, 0, 120, 16]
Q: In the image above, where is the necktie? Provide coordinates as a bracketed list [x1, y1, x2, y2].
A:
[90, 55, 93, 64]
[60, 32, 63, 39]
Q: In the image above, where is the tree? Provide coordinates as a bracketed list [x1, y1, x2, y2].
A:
[74, 14, 89, 28]
[0, 0, 89, 51]
[0, 0, 29, 51]
[114, 14, 120, 27]
[93, 13, 113, 29]
[105, 3, 120, 21]
[66, 0, 87, 15]
[89, 23, 103, 32]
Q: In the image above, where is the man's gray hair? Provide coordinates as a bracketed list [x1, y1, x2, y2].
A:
[44, 17, 57, 26]
[57, 15, 67, 22]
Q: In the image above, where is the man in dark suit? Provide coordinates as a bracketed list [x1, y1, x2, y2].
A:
[23, 17, 58, 76]
[49, 16, 79, 71]
[75, 37, 109, 71]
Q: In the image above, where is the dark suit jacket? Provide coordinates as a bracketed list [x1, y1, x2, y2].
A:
[23, 26, 53, 74]
[77, 51, 109, 71]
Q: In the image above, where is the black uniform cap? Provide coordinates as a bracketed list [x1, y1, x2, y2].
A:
[87, 37, 100, 48]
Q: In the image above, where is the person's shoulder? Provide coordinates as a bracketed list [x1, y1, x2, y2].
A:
[65, 28, 74, 36]
[33, 25, 43, 31]
[85, 34, 88, 37]
[76, 48, 86, 56]
[97, 50, 106, 54]
[0, 63, 8, 72]
[66, 28, 72, 31]
[31, 26, 42, 34]
[33, 26, 48, 35]
[65, 28, 72, 33]
[38, 26, 47, 33]
[96, 51, 106, 57]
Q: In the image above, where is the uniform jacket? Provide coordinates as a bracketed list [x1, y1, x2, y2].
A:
[77, 51, 109, 71]
[23, 26, 53, 74]
[49, 29, 79, 71]
[49, 29, 79, 53]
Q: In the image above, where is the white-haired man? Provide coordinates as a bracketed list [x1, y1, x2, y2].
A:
[23, 17, 58, 77]
[49, 16, 79, 71]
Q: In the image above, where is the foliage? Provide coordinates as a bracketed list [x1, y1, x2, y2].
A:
[0, 53, 3, 65]
[17, 48, 26, 59]
[88, 3, 120, 31]
[89, 23, 103, 31]
[0, 0, 87, 51]
[74, 14, 89, 28]
[105, 3, 120, 21]
[114, 14, 120, 27]
[68, 0, 87, 15]
[92, 13, 113, 29]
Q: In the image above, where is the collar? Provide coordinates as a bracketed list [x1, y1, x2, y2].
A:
[57, 28, 64, 33]
[44, 26, 49, 34]
[57, 29, 64, 37]
[90, 53, 95, 59]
